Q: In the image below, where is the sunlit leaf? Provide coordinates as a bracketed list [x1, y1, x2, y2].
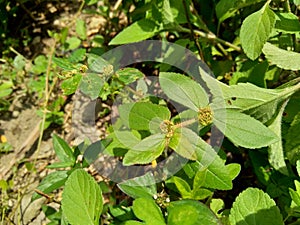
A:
[263, 42, 300, 70]
[62, 169, 103, 225]
[229, 188, 284, 225]
[159, 72, 209, 111]
[214, 109, 278, 148]
[123, 134, 166, 165]
[168, 200, 221, 225]
[240, 2, 276, 60]
[109, 19, 160, 45]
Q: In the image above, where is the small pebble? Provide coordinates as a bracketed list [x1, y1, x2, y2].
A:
[12, 111, 19, 118]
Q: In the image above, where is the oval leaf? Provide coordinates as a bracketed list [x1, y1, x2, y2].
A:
[118, 102, 170, 132]
[123, 134, 166, 166]
[115, 68, 144, 85]
[221, 82, 300, 123]
[128, 102, 171, 132]
[32, 171, 68, 201]
[214, 109, 278, 148]
[132, 198, 166, 225]
[229, 188, 284, 225]
[159, 72, 209, 111]
[109, 19, 160, 45]
[166, 176, 192, 198]
[79, 73, 103, 100]
[62, 169, 103, 225]
[118, 173, 157, 199]
[61, 74, 82, 95]
[263, 42, 300, 70]
[52, 134, 75, 165]
[240, 2, 276, 60]
[167, 200, 221, 225]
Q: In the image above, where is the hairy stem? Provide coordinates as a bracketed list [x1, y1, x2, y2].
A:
[179, 27, 242, 52]
[173, 117, 198, 129]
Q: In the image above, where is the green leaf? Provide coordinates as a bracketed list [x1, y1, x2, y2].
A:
[230, 60, 269, 87]
[132, 198, 166, 225]
[290, 180, 300, 207]
[0, 81, 13, 98]
[87, 55, 112, 74]
[191, 169, 213, 200]
[31, 55, 48, 74]
[168, 0, 190, 24]
[282, 92, 300, 123]
[170, 128, 233, 190]
[109, 19, 160, 45]
[268, 100, 289, 175]
[53, 57, 76, 71]
[193, 168, 207, 190]
[229, 188, 284, 225]
[226, 163, 241, 181]
[161, 0, 174, 25]
[32, 171, 68, 201]
[240, 2, 276, 60]
[76, 19, 87, 40]
[119, 102, 170, 132]
[47, 161, 76, 169]
[123, 133, 166, 166]
[221, 82, 300, 123]
[123, 221, 143, 225]
[289, 188, 300, 207]
[166, 176, 192, 198]
[167, 200, 221, 225]
[109, 204, 133, 221]
[65, 37, 81, 50]
[62, 169, 103, 225]
[115, 68, 144, 85]
[69, 48, 86, 63]
[82, 140, 109, 164]
[105, 131, 141, 156]
[216, 0, 266, 23]
[61, 74, 82, 95]
[190, 188, 213, 201]
[214, 109, 278, 148]
[293, 0, 300, 5]
[159, 72, 209, 111]
[85, 0, 98, 5]
[275, 12, 300, 34]
[210, 199, 225, 216]
[52, 134, 75, 166]
[297, 160, 300, 176]
[263, 42, 300, 70]
[13, 54, 26, 71]
[79, 73, 103, 100]
[169, 128, 206, 160]
[285, 112, 300, 165]
[118, 173, 157, 199]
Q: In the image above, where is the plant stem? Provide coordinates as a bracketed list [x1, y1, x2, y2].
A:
[174, 117, 198, 129]
[34, 189, 60, 204]
[33, 40, 56, 163]
[182, 0, 204, 60]
[113, 0, 123, 10]
[179, 27, 242, 52]
[66, 0, 85, 28]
